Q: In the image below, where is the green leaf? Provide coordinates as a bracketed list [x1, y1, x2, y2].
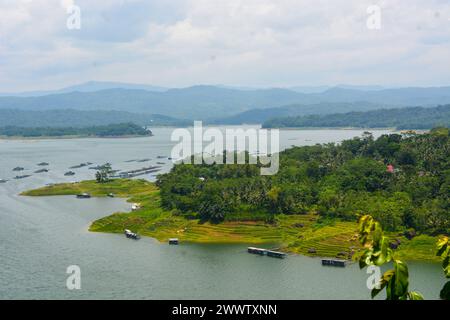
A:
[436, 237, 449, 257]
[440, 281, 450, 300]
[393, 260, 409, 299]
[443, 255, 450, 278]
[408, 291, 424, 300]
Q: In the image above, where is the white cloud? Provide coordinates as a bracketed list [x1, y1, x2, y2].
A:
[0, 0, 449, 91]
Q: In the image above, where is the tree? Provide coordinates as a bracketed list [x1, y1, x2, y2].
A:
[95, 163, 112, 183]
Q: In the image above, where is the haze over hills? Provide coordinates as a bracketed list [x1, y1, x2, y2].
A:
[1, 83, 450, 121]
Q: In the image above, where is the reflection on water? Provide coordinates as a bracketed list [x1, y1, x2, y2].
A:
[0, 128, 445, 299]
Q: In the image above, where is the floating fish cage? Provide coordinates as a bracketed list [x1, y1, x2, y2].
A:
[321, 259, 346, 267]
[247, 247, 287, 259]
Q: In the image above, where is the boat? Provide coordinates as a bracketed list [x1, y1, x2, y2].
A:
[76, 193, 91, 199]
[156, 162, 165, 165]
[157, 156, 165, 159]
[13, 167, 24, 171]
[64, 171, 76, 176]
[34, 169, 49, 173]
[70, 163, 89, 169]
[169, 238, 179, 245]
[107, 193, 115, 198]
[37, 162, 49, 166]
[0, 179, 8, 183]
[124, 229, 140, 240]
[14, 175, 31, 179]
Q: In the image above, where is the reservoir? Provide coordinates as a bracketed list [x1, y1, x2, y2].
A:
[0, 128, 445, 299]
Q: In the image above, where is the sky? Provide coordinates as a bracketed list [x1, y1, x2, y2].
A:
[1, 0, 450, 92]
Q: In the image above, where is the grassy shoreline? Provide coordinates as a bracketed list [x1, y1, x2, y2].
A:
[21, 179, 440, 262]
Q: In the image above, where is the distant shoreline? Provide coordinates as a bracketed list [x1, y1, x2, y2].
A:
[0, 134, 154, 141]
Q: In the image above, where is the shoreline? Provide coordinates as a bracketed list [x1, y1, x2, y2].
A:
[0, 134, 154, 141]
[21, 179, 441, 263]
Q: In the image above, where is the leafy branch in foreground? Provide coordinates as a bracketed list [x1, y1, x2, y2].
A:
[356, 215, 423, 300]
[436, 236, 450, 300]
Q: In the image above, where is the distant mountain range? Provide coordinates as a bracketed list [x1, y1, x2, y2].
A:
[1, 82, 450, 122]
[0, 81, 168, 97]
[263, 105, 450, 130]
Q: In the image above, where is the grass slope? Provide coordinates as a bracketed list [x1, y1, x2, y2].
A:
[21, 179, 439, 261]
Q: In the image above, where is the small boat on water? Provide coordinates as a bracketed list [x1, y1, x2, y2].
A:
[64, 171, 76, 176]
[0, 179, 8, 183]
[13, 167, 24, 172]
[76, 193, 91, 199]
[124, 229, 140, 240]
[107, 193, 115, 198]
[34, 169, 49, 173]
[157, 156, 166, 159]
[70, 163, 89, 169]
[14, 175, 31, 180]
[156, 162, 165, 165]
[169, 238, 179, 245]
[37, 162, 49, 166]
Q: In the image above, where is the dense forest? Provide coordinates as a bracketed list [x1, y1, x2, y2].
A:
[157, 128, 450, 235]
[263, 105, 450, 129]
[0, 123, 152, 137]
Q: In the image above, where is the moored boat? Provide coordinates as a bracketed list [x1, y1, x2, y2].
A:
[34, 169, 49, 173]
[124, 229, 140, 240]
[76, 193, 91, 199]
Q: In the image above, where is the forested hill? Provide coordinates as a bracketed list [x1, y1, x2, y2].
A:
[157, 128, 450, 235]
[263, 105, 450, 129]
[0, 109, 188, 128]
[0, 123, 153, 138]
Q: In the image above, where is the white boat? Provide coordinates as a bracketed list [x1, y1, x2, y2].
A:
[124, 229, 140, 240]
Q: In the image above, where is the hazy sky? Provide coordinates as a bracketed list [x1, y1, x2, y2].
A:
[1, 0, 450, 92]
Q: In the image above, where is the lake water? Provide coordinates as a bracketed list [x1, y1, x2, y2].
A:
[0, 128, 445, 299]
